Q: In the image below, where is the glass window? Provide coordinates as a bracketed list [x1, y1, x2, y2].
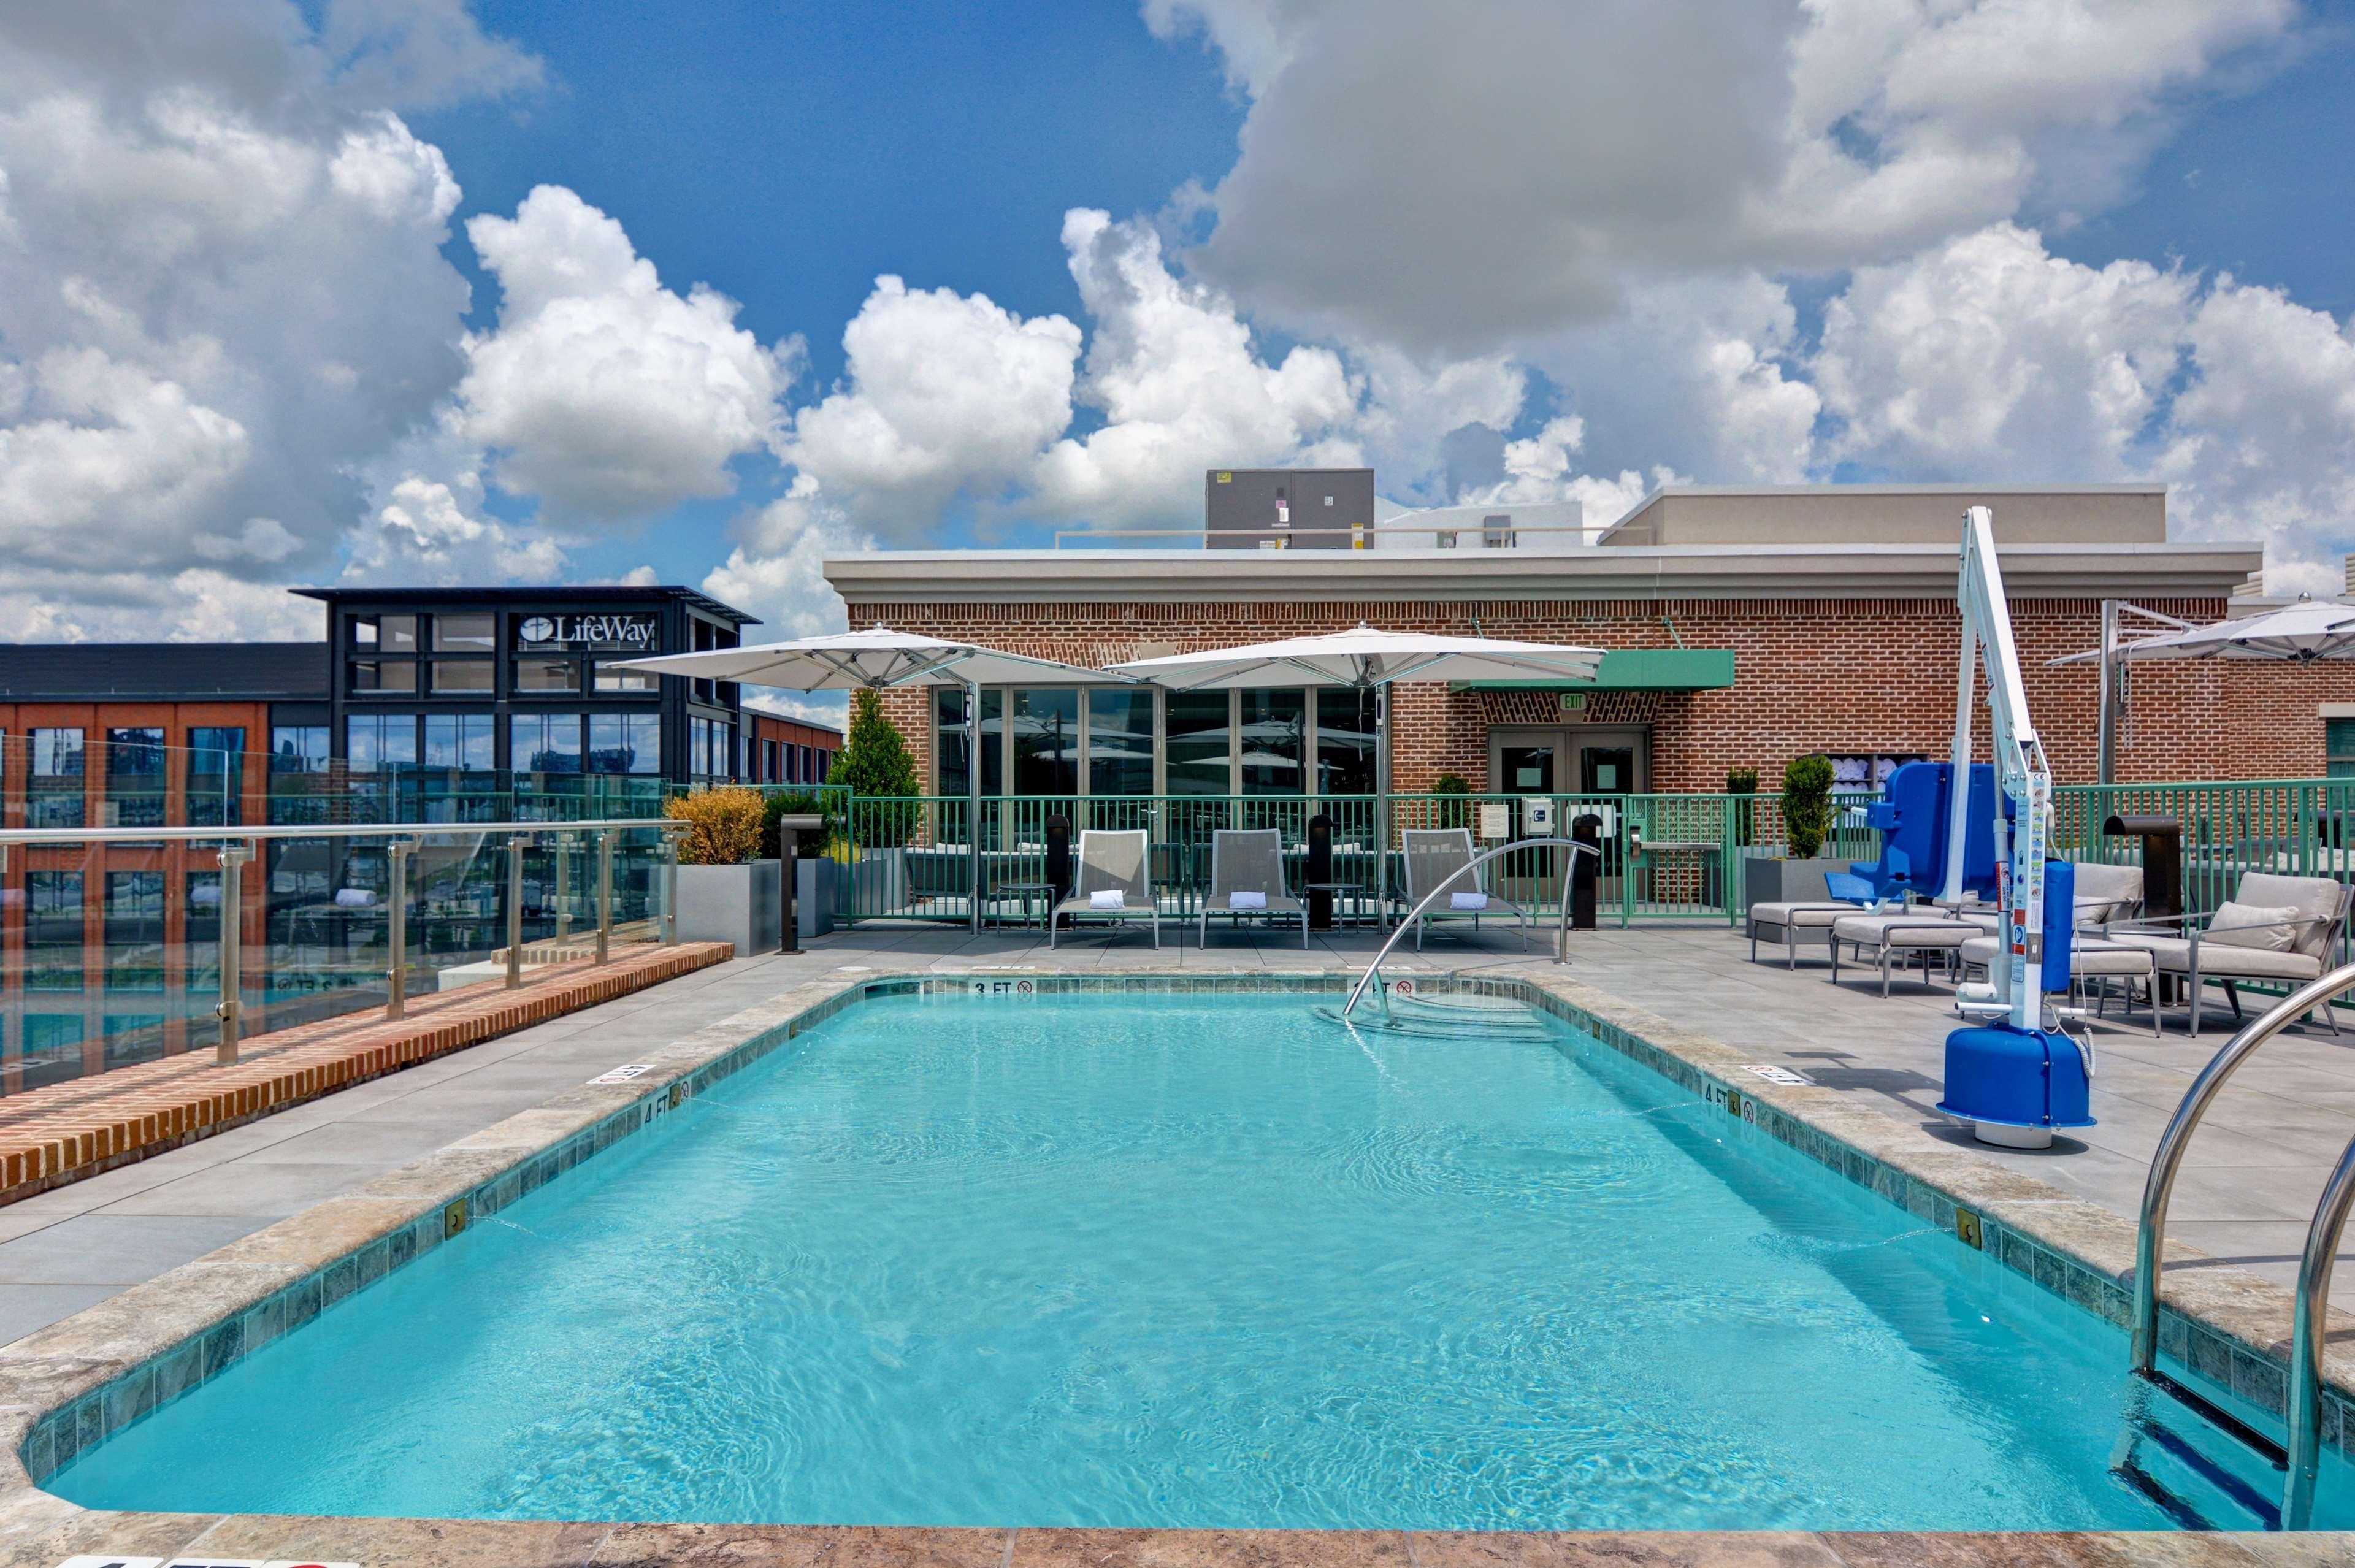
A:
[424, 714, 496, 771]
[270, 725, 329, 774]
[1315, 689, 1376, 795]
[350, 614, 417, 651]
[513, 657, 578, 692]
[1238, 689, 1305, 795]
[29, 727, 85, 828]
[589, 713, 660, 774]
[430, 660, 494, 694]
[347, 715, 418, 771]
[1089, 689, 1156, 796]
[105, 870, 166, 992]
[2330, 720, 2355, 778]
[433, 613, 494, 652]
[1011, 689, 1079, 796]
[1166, 690, 1230, 797]
[513, 713, 584, 774]
[350, 659, 418, 693]
[594, 660, 659, 693]
[186, 725, 245, 828]
[102, 1016, 168, 1072]
[105, 726, 167, 828]
[26, 870, 83, 992]
[935, 688, 1005, 797]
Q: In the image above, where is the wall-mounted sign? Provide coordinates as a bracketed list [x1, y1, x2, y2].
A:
[512, 613, 661, 652]
[1477, 803, 1512, 840]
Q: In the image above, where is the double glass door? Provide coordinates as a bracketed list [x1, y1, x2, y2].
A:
[1490, 728, 1646, 803]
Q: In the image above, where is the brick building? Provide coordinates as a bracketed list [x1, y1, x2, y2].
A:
[824, 483, 2353, 801]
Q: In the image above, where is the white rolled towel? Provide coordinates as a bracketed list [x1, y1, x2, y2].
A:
[334, 887, 376, 908]
[1450, 891, 1489, 911]
[1090, 889, 1125, 909]
[1230, 890, 1267, 910]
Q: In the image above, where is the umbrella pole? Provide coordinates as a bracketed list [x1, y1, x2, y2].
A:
[2097, 598, 2118, 786]
[968, 677, 982, 936]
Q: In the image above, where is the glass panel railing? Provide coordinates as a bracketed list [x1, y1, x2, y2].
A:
[0, 819, 678, 1100]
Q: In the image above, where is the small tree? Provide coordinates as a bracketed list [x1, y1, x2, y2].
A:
[1781, 754, 1835, 860]
[1726, 767, 1760, 848]
[830, 688, 921, 847]
[1430, 771, 1471, 831]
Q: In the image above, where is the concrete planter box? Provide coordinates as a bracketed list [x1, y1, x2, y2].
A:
[675, 860, 781, 955]
[1740, 854, 1851, 915]
[851, 848, 907, 916]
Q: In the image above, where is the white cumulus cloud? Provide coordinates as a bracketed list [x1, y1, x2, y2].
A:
[459, 185, 798, 521]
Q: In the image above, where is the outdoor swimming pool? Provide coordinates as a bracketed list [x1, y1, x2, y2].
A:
[42, 989, 2332, 1530]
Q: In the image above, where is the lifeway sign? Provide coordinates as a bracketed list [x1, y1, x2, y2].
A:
[512, 612, 660, 652]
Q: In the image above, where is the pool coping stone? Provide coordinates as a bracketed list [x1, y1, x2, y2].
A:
[0, 961, 2348, 1567]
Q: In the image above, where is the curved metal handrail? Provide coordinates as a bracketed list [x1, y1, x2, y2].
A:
[2286, 1124, 2355, 1528]
[2133, 960, 2355, 1374]
[1340, 836, 1600, 1019]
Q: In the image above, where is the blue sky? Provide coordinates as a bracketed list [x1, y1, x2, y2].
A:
[2, 1, 2353, 642]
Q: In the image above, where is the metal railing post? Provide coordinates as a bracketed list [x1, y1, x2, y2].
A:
[553, 832, 574, 939]
[506, 832, 531, 987]
[659, 822, 687, 944]
[385, 836, 414, 1020]
[215, 841, 253, 1065]
[2286, 1126, 2355, 1528]
[595, 830, 612, 965]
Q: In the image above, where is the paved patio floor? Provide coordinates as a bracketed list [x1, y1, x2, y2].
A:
[5, 912, 2352, 1347]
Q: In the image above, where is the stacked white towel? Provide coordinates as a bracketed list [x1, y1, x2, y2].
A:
[1450, 892, 1489, 911]
[1089, 889, 1125, 909]
[1230, 890, 1267, 910]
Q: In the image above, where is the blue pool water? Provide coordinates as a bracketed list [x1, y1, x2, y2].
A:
[44, 992, 2296, 1529]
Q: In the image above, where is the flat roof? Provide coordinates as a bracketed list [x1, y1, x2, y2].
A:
[0, 642, 331, 701]
[291, 584, 760, 625]
[825, 540, 2265, 605]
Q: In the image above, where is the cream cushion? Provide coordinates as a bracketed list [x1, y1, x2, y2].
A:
[2113, 933, 2324, 982]
[2205, 900, 2300, 952]
[1834, 913, 1972, 948]
[1960, 934, 2153, 977]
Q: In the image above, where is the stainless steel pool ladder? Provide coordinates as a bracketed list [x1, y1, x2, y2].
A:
[2130, 960, 2355, 1529]
[1341, 838, 1598, 1022]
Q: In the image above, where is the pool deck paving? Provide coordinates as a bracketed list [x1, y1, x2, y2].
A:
[6, 918, 2355, 1564]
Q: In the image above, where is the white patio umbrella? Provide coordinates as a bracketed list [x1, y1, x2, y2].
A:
[617, 626, 1138, 931]
[2054, 595, 2355, 665]
[1109, 624, 1604, 920]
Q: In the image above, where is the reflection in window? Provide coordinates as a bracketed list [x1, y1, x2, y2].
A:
[107, 727, 167, 827]
[26, 871, 83, 992]
[20, 1015, 85, 1092]
[350, 614, 418, 650]
[29, 727, 85, 828]
[424, 714, 496, 771]
[1165, 690, 1230, 797]
[430, 660, 494, 694]
[1011, 688, 1078, 796]
[188, 725, 245, 827]
[270, 726, 330, 774]
[513, 657, 578, 692]
[1089, 689, 1155, 796]
[350, 659, 418, 693]
[594, 660, 659, 693]
[513, 713, 585, 775]
[105, 870, 166, 992]
[186, 870, 223, 990]
[1239, 689, 1305, 795]
[433, 613, 494, 651]
[347, 716, 418, 771]
[589, 713, 661, 774]
[1316, 689, 1376, 795]
[934, 688, 1003, 798]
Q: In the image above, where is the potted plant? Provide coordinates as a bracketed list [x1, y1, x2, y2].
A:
[832, 689, 920, 913]
[1429, 772, 1471, 831]
[1742, 754, 1849, 911]
[665, 786, 781, 953]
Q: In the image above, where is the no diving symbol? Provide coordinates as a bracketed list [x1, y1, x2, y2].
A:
[1388, 977, 1417, 997]
[1015, 979, 1035, 996]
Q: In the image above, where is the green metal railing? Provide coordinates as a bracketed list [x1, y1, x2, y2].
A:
[815, 778, 2355, 936]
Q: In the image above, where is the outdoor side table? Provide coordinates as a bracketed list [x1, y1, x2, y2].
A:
[991, 881, 1057, 932]
[1304, 882, 1370, 927]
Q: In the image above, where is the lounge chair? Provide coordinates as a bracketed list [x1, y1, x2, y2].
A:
[1957, 934, 2161, 1036]
[2110, 871, 2354, 1036]
[1049, 828, 1160, 949]
[1198, 828, 1308, 948]
[1828, 908, 1977, 995]
[1400, 828, 1530, 951]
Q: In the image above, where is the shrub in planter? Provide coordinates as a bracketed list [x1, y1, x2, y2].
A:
[759, 789, 840, 860]
[832, 689, 921, 849]
[1430, 772, 1471, 831]
[1726, 767, 1759, 847]
[666, 787, 765, 866]
[1780, 755, 1834, 860]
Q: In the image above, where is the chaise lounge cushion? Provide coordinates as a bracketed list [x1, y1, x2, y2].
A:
[2112, 933, 2322, 982]
[1748, 901, 1855, 931]
[1832, 912, 1972, 949]
[1959, 934, 2154, 977]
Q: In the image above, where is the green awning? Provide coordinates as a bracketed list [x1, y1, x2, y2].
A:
[1453, 648, 1734, 692]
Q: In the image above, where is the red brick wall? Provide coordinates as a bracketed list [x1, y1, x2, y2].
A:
[848, 596, 2355, 790]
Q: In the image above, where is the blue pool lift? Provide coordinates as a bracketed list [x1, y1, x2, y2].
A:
[1920, 508, 2094, 1148]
